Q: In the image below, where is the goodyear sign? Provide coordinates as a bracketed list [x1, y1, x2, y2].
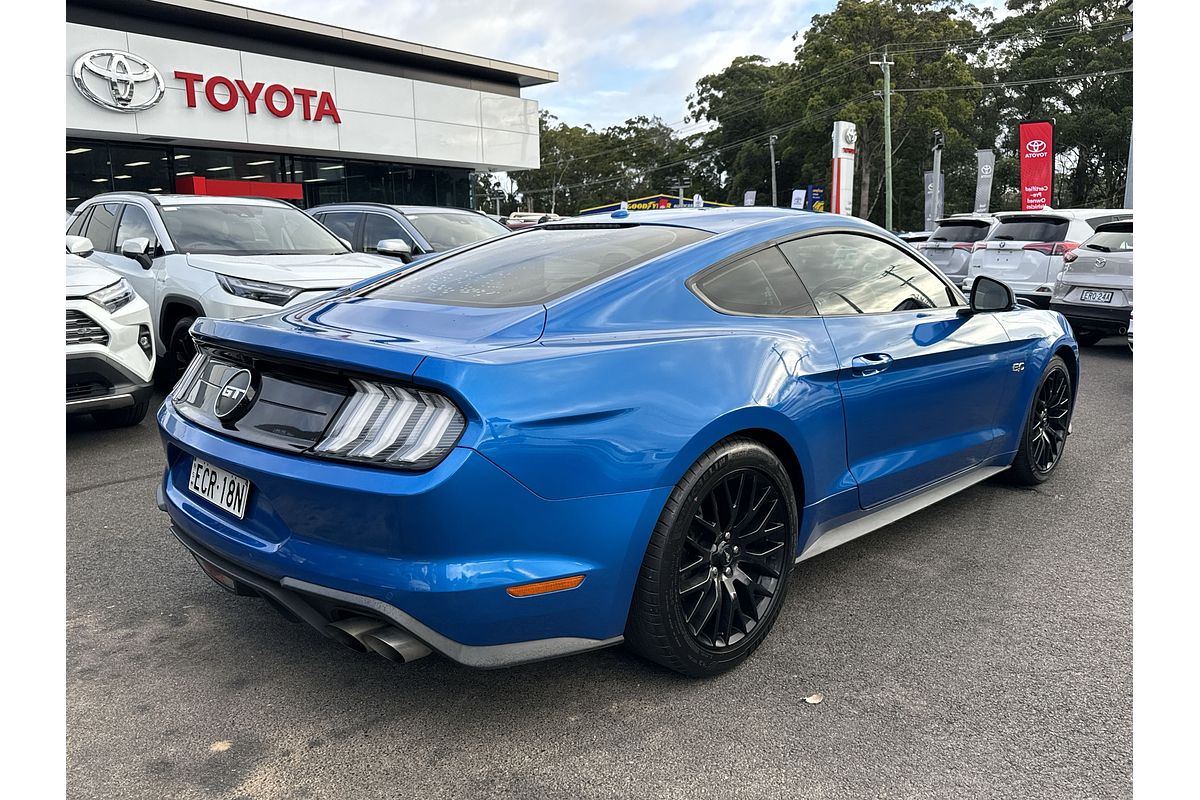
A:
[579, 194, 733, 215]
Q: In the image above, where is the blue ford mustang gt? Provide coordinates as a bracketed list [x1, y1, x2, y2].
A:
[156, 207, 1078, 676]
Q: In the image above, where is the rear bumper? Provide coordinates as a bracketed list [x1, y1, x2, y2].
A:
[156, 400, 667, 665]
[1050, 302, 1131, 335]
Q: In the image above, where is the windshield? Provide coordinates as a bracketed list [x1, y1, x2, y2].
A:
[405, 211, 509, 251]
[990, 217, 1068, 243]
[160, 203, 349, 256]
[1083, 230, 1133, 252]
[929, 221, 991, 242]
[367, 225, 711, 307]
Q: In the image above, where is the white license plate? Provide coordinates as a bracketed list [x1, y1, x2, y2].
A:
[1080, 290, 1114, 303]
[187, 457, 251, 519]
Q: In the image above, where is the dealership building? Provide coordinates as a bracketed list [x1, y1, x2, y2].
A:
[66, 0, 555, 211]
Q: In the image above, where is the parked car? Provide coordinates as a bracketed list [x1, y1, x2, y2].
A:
[1049, 219, 1133, 346]
[308, 203, 510, 262]
[917, 214, 998, 284]
[896, 230, 933, 245]
[505, 211, 563, 229]
[65, 193, 400, 382]
[964, 208, 1132, 307]
[66, 235, 155, 426]
[1127, 309, 1133, 351]
[157, 207, 1078, 677]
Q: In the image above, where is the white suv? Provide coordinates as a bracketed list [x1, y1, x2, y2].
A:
[963, 208, 1132, 307]
[65, 193, 399, 381]
[66, 236, 155, 426]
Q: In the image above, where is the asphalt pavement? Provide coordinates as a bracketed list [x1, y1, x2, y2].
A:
[66, 341, 1132, 800]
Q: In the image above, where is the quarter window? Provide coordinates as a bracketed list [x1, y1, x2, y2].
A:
[363, 213, 415, 253]
[779, 233, 957, 315]
[83, 204, 121, 252]
[115, 204, 157, 250]
[693, 247, 816, 316]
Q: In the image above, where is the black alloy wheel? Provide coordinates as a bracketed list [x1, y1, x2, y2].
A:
[1009, 354, 1073, 485]
[625, 437, 798, 677]
[678, 468, 788, 649]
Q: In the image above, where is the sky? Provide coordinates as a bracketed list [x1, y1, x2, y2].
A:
[235, 0, 838, 129]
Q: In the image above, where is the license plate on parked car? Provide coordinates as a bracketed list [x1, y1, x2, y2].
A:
[1079, 290, 1114, 303]
[187, 457, 251, 519]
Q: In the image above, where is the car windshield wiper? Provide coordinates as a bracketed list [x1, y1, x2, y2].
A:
[929, 237, 948, 241]
[1087, 244, 1112, 252]
[993, 235, 1016, 240]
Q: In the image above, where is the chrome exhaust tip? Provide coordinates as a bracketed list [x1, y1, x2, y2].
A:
[325, 617, 389, 652]
[361, 626, 433, 663]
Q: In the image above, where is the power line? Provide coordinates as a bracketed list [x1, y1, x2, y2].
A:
[890, 67, 1132, 93]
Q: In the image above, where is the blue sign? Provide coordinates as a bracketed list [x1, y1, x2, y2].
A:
[807, 185, 826, 212]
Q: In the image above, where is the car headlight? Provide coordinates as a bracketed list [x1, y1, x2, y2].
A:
[216, 274, 302, 306]
[314, 379, 466, 469]
[88, 278, 136, 314]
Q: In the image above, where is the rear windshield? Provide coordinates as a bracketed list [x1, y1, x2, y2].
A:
[990, 217, 1068, 243]
[929, 220, 991, 243]
[367, 225, 711, 307]
[405, 211, 509, 251]
[1083, 230, 1133, 252]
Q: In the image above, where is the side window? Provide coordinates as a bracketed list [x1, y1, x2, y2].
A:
[779, 233, 957, 315]
[83, 203, 120, 252]
[363, 213, 415, 253]
[693, 247, 817, 316]
[114, 204, 157, 250]
[66, 207, 92, 237]
[317, 212, 360, 248]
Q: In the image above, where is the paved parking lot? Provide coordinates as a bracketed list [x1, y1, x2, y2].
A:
[66, 343, 1132, 800]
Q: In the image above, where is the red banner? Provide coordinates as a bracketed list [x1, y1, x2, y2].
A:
[1019, 120, 1054, 210]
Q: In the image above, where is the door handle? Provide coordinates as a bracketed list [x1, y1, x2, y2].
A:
[850, 353, 893, 377]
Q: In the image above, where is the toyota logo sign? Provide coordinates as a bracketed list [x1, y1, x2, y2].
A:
[1026, 139, 1047, 154]
[980, 164, 993, 176]
[73, 50, 165, 113]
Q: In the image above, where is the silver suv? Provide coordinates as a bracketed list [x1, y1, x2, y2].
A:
[917, 214, 997, 283]
[1050, 219, 1133, 346]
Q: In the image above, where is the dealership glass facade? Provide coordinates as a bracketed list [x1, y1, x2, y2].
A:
[66, 138, 473, 212]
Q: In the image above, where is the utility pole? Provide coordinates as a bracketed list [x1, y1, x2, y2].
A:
[768, 135, 779, 206]
[670, 179, 691, 206]
[1122, 2, 1133, 208]
[931, 129, 945, 224]
[870, 50, 896, 230]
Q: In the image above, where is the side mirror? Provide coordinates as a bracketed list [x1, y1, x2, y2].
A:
[376, 238, 413, 261]
[120, 237, 154, 270]
[65, 235, 94, 258]
[967, 275, 1015, 313]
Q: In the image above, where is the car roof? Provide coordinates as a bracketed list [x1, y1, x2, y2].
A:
[309, 202, 487, 216]
[935, 214, 996, 224]
[995, 208, 1129, 220]
[81, 192, 290, 208]
[560, 206, 816, 234]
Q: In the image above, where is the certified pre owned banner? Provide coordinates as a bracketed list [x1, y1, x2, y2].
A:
[974, 150, 995, 213]
[830, 121, 857, 215]
[1019, 121, 1054, 210]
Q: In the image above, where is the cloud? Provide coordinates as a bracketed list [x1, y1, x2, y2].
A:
[235, 0, 830, 128]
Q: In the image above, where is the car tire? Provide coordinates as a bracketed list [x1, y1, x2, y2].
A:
[1075, 331, 1104, 347]
[156, 316, 197, 389]
[625, 437, 798, 677]
[93, 399, 150, 428]
[1008, 355, 1073, 485]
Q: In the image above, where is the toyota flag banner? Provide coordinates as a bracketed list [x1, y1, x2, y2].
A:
[1019, 120, 1054, 210]
[974, 149, 995, 213]
[830, 121, 857, 215]
[791, 188, 806, 209]
[743, 190, 757, 207]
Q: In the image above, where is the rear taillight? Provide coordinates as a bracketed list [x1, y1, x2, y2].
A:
[1062, 250, 1078, 264]
[1023, 241, 1079, 257]
[973, 241, 988, 251]
[953, 242, 974, 251]
[314, 379, 466, 469]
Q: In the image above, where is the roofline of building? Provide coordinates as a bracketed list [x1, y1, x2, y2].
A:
[68, 0, 558, 89]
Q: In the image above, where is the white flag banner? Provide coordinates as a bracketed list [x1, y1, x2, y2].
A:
[790, 188, 806, 209]
[743, 190, 757, 207]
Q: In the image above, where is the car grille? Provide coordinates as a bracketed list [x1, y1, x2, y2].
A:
[66, 310, 108, 346]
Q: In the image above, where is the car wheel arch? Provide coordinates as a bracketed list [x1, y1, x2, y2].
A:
[159, 296, 205, 345]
